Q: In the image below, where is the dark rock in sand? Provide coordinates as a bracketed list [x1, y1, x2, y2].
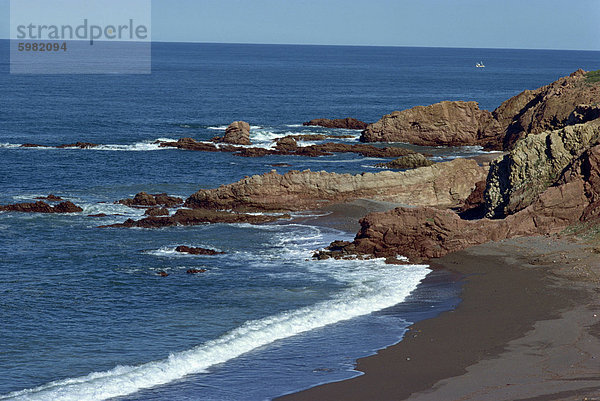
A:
[175, 245, 225, 255]
[375, 153, 434, 169]
[0, 200, 83, 213]
[36, 194, 63, 201]
[303, 118, 368, 130]
[144, 207, 169, 216]
[117, 192, 183, 208]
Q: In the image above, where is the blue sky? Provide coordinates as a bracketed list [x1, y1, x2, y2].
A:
[1, 0, 599, 50]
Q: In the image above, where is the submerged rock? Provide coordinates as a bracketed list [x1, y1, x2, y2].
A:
[56, 142, 99, 149]
[175, 245, 224, 255]
[186, 268, 207, 274]
[36, 194, 63, 201]
[101, 209, 289, 228]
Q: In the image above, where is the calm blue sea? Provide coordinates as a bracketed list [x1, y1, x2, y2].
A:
[0, 42, 598, 400]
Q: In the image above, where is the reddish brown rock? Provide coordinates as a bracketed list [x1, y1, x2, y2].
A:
[213, 121, 252, 145]
[101, 209, 289, 228]
[175, 245, 224, 255]
[88, 213, 108, 217]
[458, 180, 487, 219]
[325, 145, 600, 262]
[186, 268, 207, 274]
[361, 70, 600, 151]
[275, 137, 298, 151]
[184, 159, 487, 212]
[303, 118, 368, 130]
[56, 142, 99, 149]
[494, 69, 600, 149]
[117, 192, 183, 208]
[159, 138, 219, 152]
[144, 207, 169, 216]
[361, 101, 501, 148]
[157, 271, 169, 277]
[20, 143, 45, 148]
[36, 194, 63, 201]
[0, 200, 83, 213]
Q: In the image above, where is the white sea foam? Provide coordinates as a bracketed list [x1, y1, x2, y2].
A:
[1, 223, 428, 401]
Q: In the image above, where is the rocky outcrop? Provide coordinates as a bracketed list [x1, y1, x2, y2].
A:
[303, 118, 368, 130]
[0, 200, 83, 213]
[323, 144, 600, 262]
[184, 158, 487, 212]
[375, 153, 434, 169]
[275, 137, 298, 151]
[361, 70, 600, 151]
[117, 192, 183, 208]
[159, 138, 219, 152]
[102, 209, 289, 228]
[458, 180, 486, 219]
[277, 134, 354, 141]
[495, 69, 600, 149]
[213, 121, 252, 145]
[484, 119, 600, 218]
[360, 101, 502, 148]
[175, 246, 224, 255]
[186, 269, 207, 274]
[158, 137, 415, 158]
[145, 207, 169, 216]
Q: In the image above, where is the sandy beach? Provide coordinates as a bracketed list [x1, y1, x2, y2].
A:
[279, 235, 600, 401]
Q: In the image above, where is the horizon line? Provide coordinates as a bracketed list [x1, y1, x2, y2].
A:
[1, 38, 598, 52]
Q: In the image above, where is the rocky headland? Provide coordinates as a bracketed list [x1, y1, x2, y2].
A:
[360, 69, 600, 151]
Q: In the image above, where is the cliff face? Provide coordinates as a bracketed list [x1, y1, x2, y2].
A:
[360, 70, 600, 151]
[332, 142, 600, 262]
[496, 69, 600, 149]
[485, 119, 600, 218]
[184, 158, 487, 212]
[360, 101, 501, 147]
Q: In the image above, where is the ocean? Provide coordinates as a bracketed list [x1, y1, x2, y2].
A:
[0, 42, 598, 400]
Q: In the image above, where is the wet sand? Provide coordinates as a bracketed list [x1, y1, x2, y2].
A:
[278, 236, 600, 401]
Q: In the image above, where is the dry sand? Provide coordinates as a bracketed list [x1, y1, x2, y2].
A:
[278, 235, 600, 401]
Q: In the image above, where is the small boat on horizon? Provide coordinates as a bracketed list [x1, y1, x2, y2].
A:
[476, 61, 485, 68]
